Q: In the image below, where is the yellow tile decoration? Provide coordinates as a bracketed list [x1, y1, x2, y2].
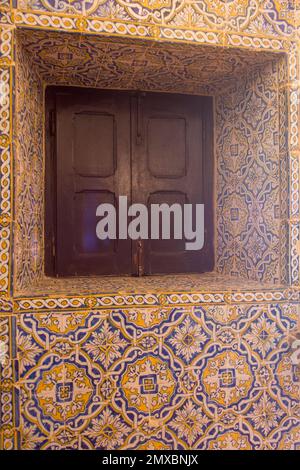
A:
[0, 0, 300, 451]
[36, 363, 94, 422]
[202, 350, 253, 407]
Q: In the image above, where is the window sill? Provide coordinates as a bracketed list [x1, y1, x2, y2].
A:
[14, 271, 283, 298]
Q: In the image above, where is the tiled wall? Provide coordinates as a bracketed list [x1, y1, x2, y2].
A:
[16, 29, 277, 95]
[0, 0, 300, 451]
[13, 37, 44, 291]
[216, 59, 288, 284]
[3, 303, 300, 449]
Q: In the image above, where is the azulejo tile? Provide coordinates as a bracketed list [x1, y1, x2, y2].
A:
[9, 304, 300, 449]
[275, 349, 300, 403]
[18, 350, 103, 432]
[0, 65, 11, 297]
[245, 391, 288, 437]
[10, 0, 296, 40]
[233, 304, 296, 359]
[7, 0, 298, 41]
[0, 1, 10, 9]
[201, 423, 260, 450]
[220, 304, 298, 396]
[81, 405, 132, 450]
[290, 219, 300, 285]
[18, 418, 93, 450]
[113, 348, 184, 424]
[165, 316, 210, 364]
[166, 398, 211, 449]
[275, 419, 300, 449]
[236, 0, 296, 37]
[205, 430, 253, 450]
[36, 362, 94, 423]
[0, 25, 13, 64]
[198, 348, 254, 409]
[82, 317, 131, 371]
[17, 418, 49, 450]
[217, 58, 287, 284]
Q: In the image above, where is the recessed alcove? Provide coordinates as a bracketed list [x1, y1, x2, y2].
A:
[13, 28, 289, 296]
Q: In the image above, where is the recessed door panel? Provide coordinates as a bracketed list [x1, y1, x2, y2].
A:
[74, 113, 116, 177]
[147, 117, 187, 178]
[74, 191, 116, 255]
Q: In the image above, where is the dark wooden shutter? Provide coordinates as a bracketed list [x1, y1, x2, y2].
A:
[45, 87, 213, 277]
[54, 88, 132, 276]
[131, 92, 214, 274]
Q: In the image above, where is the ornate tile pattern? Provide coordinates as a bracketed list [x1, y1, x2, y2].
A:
[13, 304, 299, 449]
[11, 0, 297, 39]
[0, 26, 13, 296]
[13, 287, 299, 313]
[216, 59, 287, 284]
[13, 37, 44, 292]
[0, 314, 16, 450]
[17, 29, 279, 95]
[0, 0, 299, 451]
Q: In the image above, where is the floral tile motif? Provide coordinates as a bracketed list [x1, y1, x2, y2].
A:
[84, 320, 130, 370]
[200, 349, 254, 408]
[11, 0, 233, 31]
[246, 392, 286, 437]
[82, 406, 132, 450]
[118, 352, 179, 415]
[18, 351, 102, 435]
[198, 416, 263, 449]
[167, 399, 210, 448]
[165, 316, 209, 363]
[275, 348, 300, 403]
[228, 0, 297, 37]
[204, 430, 253, 450]
[17, 418, 49, 450]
